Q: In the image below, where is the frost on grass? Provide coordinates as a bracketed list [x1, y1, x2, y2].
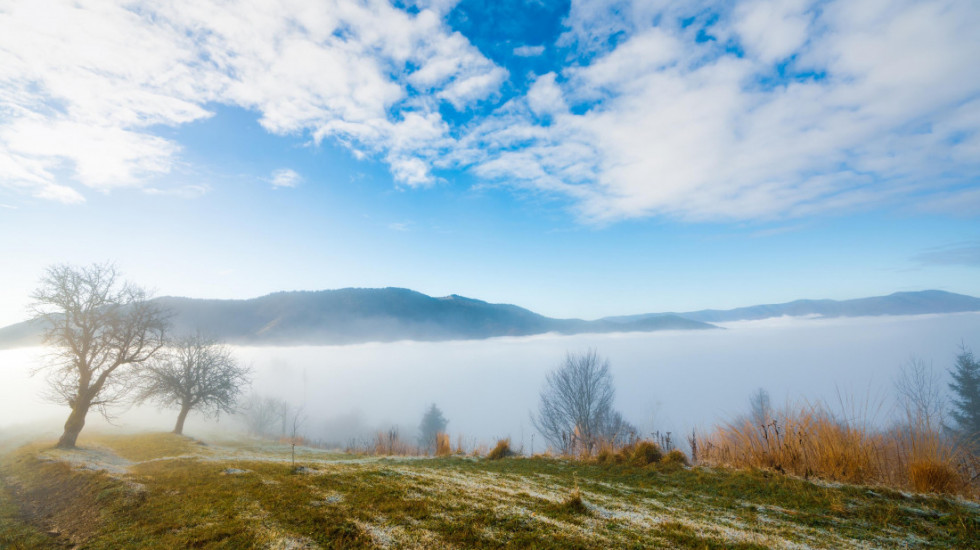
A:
[13, 433, 977, 550]
[41, 446, 133, 475]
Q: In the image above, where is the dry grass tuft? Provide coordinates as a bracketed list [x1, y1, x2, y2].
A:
[371, 429, 419, 456]
[486, 439, 513, 460]
[908, 460, 958, 494]
[629, 441, 663, 466]
[661, 449, 688, 467]
[435, 433, 451, 457]
[595, 440, 662, 466]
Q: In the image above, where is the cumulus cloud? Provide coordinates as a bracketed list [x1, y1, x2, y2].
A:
[0, 0, 504, 199]
[270, 169, 302, 189]
[1, 0, 979, 224]
[466, 0, 980, 222]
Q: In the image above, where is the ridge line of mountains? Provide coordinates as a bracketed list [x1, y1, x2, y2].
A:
[1, 289, 978, 349]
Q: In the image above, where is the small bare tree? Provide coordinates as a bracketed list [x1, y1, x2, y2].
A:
[531, 349, 616, 455]
[136, 334, 251, 435]
[895, 355, 946, 430]
[240, 393, 280, 437]
[749, 388, 773, 428]
[31, 263, 169, 448]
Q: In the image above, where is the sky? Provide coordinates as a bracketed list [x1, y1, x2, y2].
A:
[1, 0, 979, 327]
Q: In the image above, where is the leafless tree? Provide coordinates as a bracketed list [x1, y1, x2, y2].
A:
[135, 334, 251, 435]
[240, 393, 280, 437]
[895, 355, 947, 430]
[531, 349, 616, 455]
[288, 405, 307, 467]
[749, 388, 773, 428]
[30, 263, 169, 448]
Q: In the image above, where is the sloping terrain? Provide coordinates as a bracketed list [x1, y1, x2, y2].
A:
[1, 433, 977, 549]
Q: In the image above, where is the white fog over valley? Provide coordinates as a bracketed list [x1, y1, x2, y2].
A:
[4, 312, 979, 451]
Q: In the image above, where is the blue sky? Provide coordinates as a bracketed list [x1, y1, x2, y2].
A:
[0, 0, 979, 327]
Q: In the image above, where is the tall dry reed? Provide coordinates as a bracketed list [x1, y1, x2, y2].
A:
[697, 401, 972, 497]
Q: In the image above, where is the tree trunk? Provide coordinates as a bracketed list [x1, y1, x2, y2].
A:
[57, 401, 90, 449]
[173, 403, 192, 435]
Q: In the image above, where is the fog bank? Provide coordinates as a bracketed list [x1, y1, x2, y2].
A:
[2, 313, 979, 449]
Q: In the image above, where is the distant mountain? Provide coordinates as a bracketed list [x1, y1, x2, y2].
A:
[604, 290, 980, 325]
[0, 288, 714, 349]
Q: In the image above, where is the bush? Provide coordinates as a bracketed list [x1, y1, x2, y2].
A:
[661, 449, 688, 467]
[595, 446, 616, 465]
[487, 438, 513, 460]
[629, 441, 663, 466]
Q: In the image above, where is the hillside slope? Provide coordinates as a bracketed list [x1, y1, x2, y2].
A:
[1, 433, 977, 549]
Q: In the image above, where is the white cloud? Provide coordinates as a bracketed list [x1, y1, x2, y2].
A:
[0, 0, 505, 201]
[144, 184, 211, 198]
[1, 0, 978, 224]
[270, 168, 303, 189]
[513, 45, 545, 57]
[465, 0, 980, 222]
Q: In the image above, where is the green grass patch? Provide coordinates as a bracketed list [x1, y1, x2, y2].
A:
[1, 433, 978, 549]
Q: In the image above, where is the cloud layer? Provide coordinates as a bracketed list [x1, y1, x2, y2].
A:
[1, 0, 978, 222]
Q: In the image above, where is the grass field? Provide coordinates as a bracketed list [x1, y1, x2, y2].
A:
[1, 432, 978, 549]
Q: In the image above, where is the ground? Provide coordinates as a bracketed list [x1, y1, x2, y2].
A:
[1, 433, 978, 549]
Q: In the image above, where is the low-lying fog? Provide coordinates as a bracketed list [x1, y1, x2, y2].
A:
[3, 312, 980, 451]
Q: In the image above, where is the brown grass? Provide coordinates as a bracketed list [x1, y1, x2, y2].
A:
[435, 433, 451, 457]
[595, 439, 663, 467]
[370, 429, 419, 456]
[697, 402, 973, 497]
[486, 438, 513, 460]
[661, 449, 689, 467]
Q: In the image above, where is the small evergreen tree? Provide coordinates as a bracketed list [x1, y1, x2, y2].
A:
[948, 345, 980, 446]
[418, 403, 448, 454]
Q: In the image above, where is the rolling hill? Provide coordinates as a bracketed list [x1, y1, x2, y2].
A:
[0, 288, 713, 349]
[603, 290, 980, 325]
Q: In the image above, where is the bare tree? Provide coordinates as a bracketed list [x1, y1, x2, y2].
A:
[288, 405, 307, 467]
[531, 349, 616, 455]
[749, 388, 773, 428]
[240, 393, 280, 437]
[135, 334, 251, 435]
[894, 355, 947, 430]
[30, 263, 169, 448]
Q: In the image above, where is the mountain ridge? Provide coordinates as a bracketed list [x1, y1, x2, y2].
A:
[603, 290, 980, 324]
[1, 288, 978, 350]
[0, 287, 714, 349]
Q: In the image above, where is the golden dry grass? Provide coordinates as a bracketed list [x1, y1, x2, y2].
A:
[486, 438, 512, 460]
[697, 403, 973, 497]
[435, 433, 451, 457]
